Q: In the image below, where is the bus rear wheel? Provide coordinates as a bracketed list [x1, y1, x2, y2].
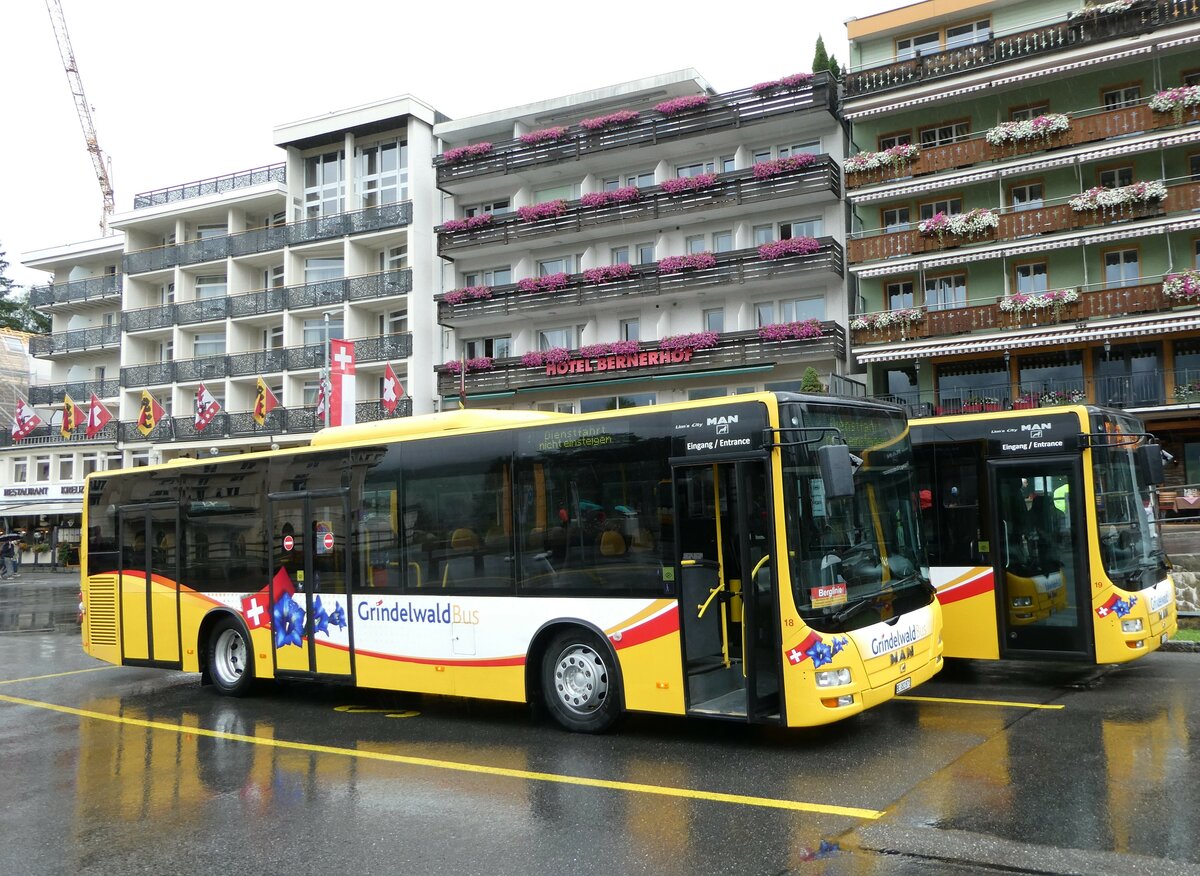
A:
[542, 630, 620, 733]
[208, 617, 255, 697]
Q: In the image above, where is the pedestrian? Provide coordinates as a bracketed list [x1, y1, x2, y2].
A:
[0, 540, 16, 580]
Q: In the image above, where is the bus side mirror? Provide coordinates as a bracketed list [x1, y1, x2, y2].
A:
[818, 444, 856, 499]
[1137, 444, 1164, 486]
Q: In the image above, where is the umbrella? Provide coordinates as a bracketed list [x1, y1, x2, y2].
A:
[0, 534, 23, 542]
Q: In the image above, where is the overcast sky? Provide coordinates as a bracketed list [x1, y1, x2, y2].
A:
[1, 0, 896, 288]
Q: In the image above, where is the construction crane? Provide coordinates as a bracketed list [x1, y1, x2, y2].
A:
[45, 0, 115, 235]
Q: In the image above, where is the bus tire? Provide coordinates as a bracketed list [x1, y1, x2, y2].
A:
[542, 629, 620, 733]
[208, 616, 255, 697]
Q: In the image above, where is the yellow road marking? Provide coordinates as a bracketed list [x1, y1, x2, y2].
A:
[334, 705, 421, 719]
[900, 694, 1064, 710]
[0, 666, 115, 686]
[0, 692, 881, 819]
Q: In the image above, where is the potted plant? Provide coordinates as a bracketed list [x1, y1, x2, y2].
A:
[801, 367, 826, 393]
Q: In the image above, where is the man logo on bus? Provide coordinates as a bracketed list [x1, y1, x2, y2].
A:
[707, 415, 739, 427]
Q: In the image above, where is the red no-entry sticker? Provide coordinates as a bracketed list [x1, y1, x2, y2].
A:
[283, 535, 294, 552]
[323, 532, 335, 551]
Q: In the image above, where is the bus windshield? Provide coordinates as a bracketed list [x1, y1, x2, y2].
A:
[1092, 417, 1168, 591]
[779, 402, 933, 633]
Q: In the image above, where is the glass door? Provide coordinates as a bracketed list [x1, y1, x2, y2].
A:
[269, 492, 352, 676]
[674, 461, 778, 721]
[118, 503, 181, 667]
[990, 459, 1090, 655]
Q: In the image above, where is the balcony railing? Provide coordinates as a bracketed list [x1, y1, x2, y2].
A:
[436, 324, 846, 397]
[846, 102, 1199, 190]
[132, 163, 286, 209]
[28, 274, 121, 309]
[117, 398, 413, 444]
[438, 241, 844, 325]
[434, 73, 836, 184]
[0, 422, 117, 448]
[124, 201, 413, 274]
[28, 325, 120, 357]
[437, 158, 840, 255]
[851, 280, 1170, 348]
[845, 1, 1200, 97]
[229, 270, 412, 318]
[878, 370, 1182, 419]
[847, 179, 1200, 264]
[27, 380, 120, 406]
[121, 333, 414, 386]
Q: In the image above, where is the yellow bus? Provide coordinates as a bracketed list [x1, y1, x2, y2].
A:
[910, 405, 1176, 663]
[81, 392, 943, 732]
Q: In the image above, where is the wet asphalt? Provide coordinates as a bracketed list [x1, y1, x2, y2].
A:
[0, 585, 1198, 874]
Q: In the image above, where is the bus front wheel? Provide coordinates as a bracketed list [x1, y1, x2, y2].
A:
[542, 630, 620, 733]
[208, 617, 255, 697]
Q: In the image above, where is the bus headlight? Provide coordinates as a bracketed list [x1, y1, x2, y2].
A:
[1012, 597, 1033, 607]
[815, 668, 852, 687]
[1122, 618, 1144, 634]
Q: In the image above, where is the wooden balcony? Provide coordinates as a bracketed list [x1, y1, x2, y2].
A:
[851, 282, 1168, 348]
[844, 1, 1200, 98]
[436, 242, 844, 326]
[436, 158, 840, 256]
[847, 103, 1200, 190]
[434, 75, 836, 185]
[847, 180, 1199, 264]
[436, 324, 845, 398]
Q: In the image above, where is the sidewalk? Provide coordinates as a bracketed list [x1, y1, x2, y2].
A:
[0, 567, 80, 589]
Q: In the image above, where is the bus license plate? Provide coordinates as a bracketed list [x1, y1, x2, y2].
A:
[895, 677, 912, 695]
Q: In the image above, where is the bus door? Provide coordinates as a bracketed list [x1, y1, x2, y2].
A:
[673, 460, 779, 722]
[268, 490, 352, 677]
[989, 458, 1090, 656]
[117, 502, 181, 667]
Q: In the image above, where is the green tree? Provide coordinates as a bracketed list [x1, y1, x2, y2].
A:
[0, 245, 49, 334]
[801, 367, 825, 393]
[812, 36, 842, 79]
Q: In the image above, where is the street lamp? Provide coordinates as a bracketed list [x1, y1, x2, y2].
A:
[320, 308, 341, 429]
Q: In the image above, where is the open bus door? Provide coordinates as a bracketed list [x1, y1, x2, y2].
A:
[673, 460, 780, 722]
[989, 458, 1091, 656]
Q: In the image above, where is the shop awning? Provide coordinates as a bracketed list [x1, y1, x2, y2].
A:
[0, 502, 83, 518]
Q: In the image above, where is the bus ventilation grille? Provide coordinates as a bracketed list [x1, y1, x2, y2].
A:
[87, 575, 118, 646]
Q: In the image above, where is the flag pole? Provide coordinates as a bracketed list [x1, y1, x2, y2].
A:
[323, 312, 331, 429]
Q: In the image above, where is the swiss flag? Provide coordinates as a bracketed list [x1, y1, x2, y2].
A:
[241, 594, 269, 630]
[785, 631, 822, 666]
[194, 383, 221, 431]
[381, 362, 401, 414]
[330, 339, 356, 427]
[315, 377, 327, 422]
[1095, 594, 1121, 618]
[85, 393, 112, 438]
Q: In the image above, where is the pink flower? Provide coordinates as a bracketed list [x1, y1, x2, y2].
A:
[751, 73, 814, 93]
[658, 252, 717, 274]
[441, 142, 493, 163]
[610, 340, 640, 354]
[443, 285, 492, 304]
[441, 213, 493, 232]
[579, 110, 640, 131]
[543, 347, 570, 363]
[579, 186, 641, 208]
[659, 331, 720, 350]
[466, 357, 494, 372]
[757, 319, 824, 341]
[517, 200, 569, 222]
[516, 273, 571, 293]
[758, 237, 821, 260]
[444, 360, 463, 374]
[521, 351, 546, 367]
[655, 95, 710, 116]
[752, 153, 818, 180]
[582, 264, 635, 284]
[660, 173, 719, 194]
[518, 127, 568, 145]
